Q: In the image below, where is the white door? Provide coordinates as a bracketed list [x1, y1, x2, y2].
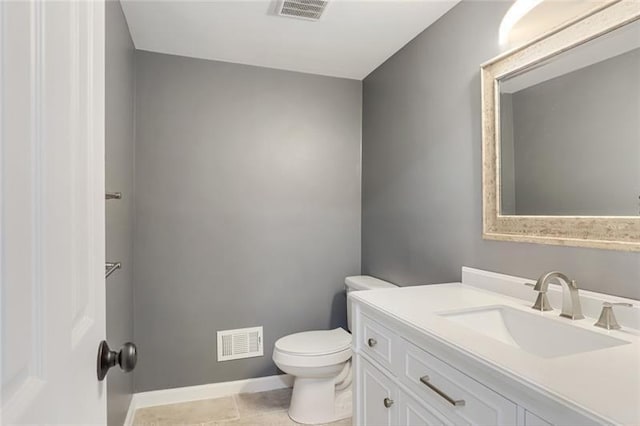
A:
[1, 0, 106, 424]
[360, 358, 398, 426]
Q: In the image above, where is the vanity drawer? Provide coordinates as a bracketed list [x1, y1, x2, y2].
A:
[359, 314, 397, 372]
[400, 340, 517, 426]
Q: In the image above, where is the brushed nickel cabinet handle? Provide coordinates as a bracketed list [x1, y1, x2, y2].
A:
[383, 397, 394, 408]
[420, 375, 465, 407]
[367, 338, 377, 347]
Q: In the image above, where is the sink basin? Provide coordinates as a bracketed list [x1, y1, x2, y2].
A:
[439, 305, 629, 358]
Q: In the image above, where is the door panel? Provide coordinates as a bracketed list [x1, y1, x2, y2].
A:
[361, 358, 397, 426]
[1, 1, 106, 423]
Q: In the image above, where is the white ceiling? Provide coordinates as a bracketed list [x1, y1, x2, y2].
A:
[120, 0, 459, 80]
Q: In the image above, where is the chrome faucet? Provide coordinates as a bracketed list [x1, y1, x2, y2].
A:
[531, 271, 584, 320]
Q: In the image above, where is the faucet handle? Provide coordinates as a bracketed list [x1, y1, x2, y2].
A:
[594, 302, 633, 330]
[525, 283, 553, 311]
[603, 302, 633, 307]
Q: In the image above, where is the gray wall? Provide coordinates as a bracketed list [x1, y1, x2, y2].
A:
[133, 51, 362, 392]
[105, 1, 135, 424]
[509, 48, 640, 216]
[362, 0, 640, 299]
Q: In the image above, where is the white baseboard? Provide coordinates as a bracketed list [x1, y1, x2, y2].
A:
[123, 374, 293, 425]
[123, 395, 137, 426]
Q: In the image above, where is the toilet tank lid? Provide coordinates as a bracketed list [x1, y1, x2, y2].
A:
[345, 275, 396, 291]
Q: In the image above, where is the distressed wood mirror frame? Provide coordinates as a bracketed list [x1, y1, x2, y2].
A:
[481, 0, 640, 252]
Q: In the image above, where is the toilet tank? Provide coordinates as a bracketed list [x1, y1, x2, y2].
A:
[345, 275, 397, 331]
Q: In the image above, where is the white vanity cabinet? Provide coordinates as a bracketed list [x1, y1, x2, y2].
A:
[352, 302, 604, 426]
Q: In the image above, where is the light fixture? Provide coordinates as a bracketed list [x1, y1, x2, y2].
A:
[499, 0, 544, 46]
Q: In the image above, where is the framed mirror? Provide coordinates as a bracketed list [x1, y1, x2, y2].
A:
[481, 0, 640, 252]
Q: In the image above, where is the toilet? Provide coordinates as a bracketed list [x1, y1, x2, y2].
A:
[273, 275, 397, 424]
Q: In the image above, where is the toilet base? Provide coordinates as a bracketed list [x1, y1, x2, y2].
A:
[288, 377, 351, 425]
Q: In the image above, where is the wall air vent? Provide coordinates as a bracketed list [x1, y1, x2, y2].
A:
[217, 326, 263, 361]
[277, 0, 329, 21]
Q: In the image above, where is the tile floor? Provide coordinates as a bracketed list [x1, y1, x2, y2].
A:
[132, 387, 352, 426]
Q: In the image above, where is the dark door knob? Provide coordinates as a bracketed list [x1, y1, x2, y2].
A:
[97, 340, 137, 381]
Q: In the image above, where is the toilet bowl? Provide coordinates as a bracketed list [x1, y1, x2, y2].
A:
[273, 328, 352, 424]
[273, 275, 397, 424]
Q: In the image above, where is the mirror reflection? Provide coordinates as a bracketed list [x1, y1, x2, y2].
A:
[499, 20, 640, 216]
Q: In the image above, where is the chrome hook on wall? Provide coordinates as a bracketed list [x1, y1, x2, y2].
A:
[106, 192, 122, 200]
[105, 262, 121, 278]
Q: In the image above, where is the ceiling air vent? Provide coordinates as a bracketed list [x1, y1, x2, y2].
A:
[277, 0, 329, 21]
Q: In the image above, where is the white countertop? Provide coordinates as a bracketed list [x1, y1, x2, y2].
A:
[350, 282, 640, 425]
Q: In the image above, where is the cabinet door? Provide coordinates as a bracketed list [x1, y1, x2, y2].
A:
[361, 357, 398, 426]
[398, 391, 454, 426]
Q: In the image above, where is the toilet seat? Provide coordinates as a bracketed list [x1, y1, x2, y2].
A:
[273, 328, 352, 368]
[276, 328, 351, 355]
